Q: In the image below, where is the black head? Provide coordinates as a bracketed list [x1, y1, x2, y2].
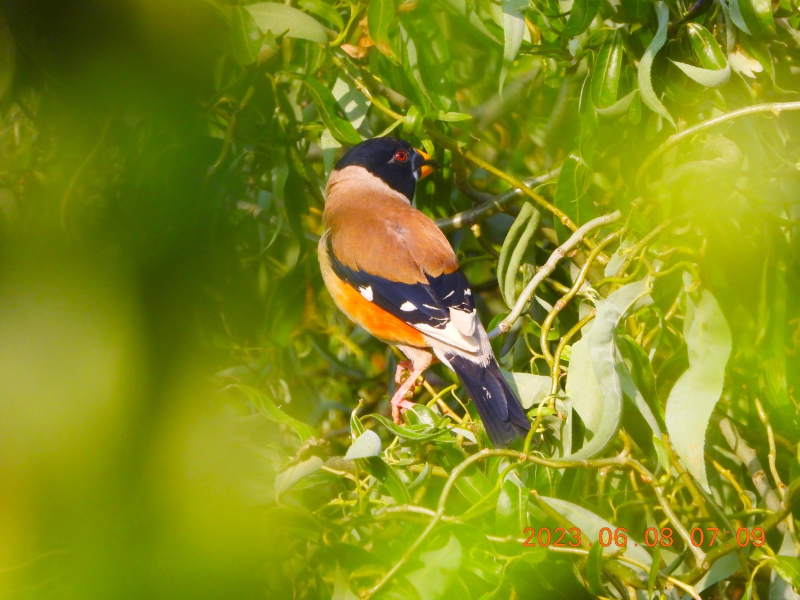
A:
[334, 137, 437, 200]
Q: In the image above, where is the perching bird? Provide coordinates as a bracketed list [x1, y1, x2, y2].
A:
[318, 137, 530, 447]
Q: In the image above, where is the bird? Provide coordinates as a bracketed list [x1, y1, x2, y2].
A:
[317, 137, 530, 447]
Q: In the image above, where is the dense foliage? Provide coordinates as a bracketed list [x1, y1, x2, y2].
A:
[1, 0, 800, 598]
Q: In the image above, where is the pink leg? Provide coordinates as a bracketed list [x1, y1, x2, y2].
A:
[390, 347, 433, 425]
[394, 360, 413, 385]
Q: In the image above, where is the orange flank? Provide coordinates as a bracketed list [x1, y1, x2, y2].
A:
[326, 269, 427, 347]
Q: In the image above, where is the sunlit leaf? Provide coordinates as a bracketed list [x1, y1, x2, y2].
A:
[502, 370, 551, 409]
[345, 429, 382, 459]
[297, 75, 363, 145]
[591, 31, 624, 109]
[246, 3, 330, 43]
[564, 279, 652, 460]
[665, 291, 732, 492]
[362, 456, 413, 504]
[500, 0, 528, 95]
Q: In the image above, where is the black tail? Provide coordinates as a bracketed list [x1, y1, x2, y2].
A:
[447, 354, 530, 447]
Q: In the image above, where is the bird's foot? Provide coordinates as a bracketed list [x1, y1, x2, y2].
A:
[391, 392, 417, 424]
[394, 360, 413, 385]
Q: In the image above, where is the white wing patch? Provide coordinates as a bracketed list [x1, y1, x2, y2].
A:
[400, 301, 416, 311]
[359, 286, 374, 301]
[416, 308, 481, 354]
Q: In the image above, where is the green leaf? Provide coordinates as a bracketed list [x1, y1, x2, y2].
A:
[565, 337, 604, 434]
[405, 535, 463, 599]
[604, 235, 635, 277]
[246, 3, 329, 43]
[553, 154, 591, 243]
[683, 23, 728, 70]
[274, 456, 324, 499]
[541, 497, 653, 564]
[669, 60, 730, 88]
[371, 413, 453, 442]
[231, 7, 263, 65]
[297, 75, 363, 146]
[729, 0, 753, 34]
[664, 291, 732, 492]
[333, 565, 359, 600]
[502, 370, 551, 409]
[770, 532, 800, 599]
[497, 202, 541, 308]
[0, 20, 14, 101]
[564, 279, 652, 460]
[368, 0, 399, 63]
[770, 557, 800, 589]
[591, 31, 624, 109]
[434, 111, 473, 122]
[637, 2, 675, 128]
[647, 545, 661, 598]
[231, 384, 316, 441]
[738, 0, 776, 37]
[496, 474, 527, 536]
[500, 0, 528, 95]
[595, 90, 638, 117]
[362, 456, 413, 504]
[561, 0, 601, 37]
[299, 0, 344, 31]
[345, 429, 382, 459]
[586, 541, 605, 596]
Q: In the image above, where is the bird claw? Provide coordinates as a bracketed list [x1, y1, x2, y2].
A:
[394, 361, 413, 385]
[391, 394, 417, 424]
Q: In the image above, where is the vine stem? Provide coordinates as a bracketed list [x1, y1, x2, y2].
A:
[635, 101, 800, 192]
[539, 231, 621, 367]
[488, 210, 622, 340]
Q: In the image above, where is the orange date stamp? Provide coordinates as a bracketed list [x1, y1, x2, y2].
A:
[522, 526, 766, 548]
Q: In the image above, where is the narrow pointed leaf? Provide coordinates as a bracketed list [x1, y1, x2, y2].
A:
[297, 75, 363, 145]
[368, 0, 400, 63]
[637, 2, 675, 128]
[665, 291, 732, 492]
[500, 0, 528, 94]
[561, 0, 601, 37]
[563, 279, 652, 460]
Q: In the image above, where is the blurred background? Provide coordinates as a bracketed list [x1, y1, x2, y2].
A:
[1, 0, 799, 598]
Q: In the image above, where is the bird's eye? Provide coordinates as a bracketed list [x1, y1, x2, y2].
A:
[394, 150, 408, 162]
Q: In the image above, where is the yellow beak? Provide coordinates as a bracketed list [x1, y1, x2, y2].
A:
[415, 148, 437, 179]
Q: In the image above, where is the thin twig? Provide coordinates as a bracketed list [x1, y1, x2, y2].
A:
[436, 168, 561, 232]
[489, 211, 622, 339]
[635, 101, 800, 192]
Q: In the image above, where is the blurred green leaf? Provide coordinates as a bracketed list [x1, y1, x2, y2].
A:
[231, 7, 263, 65]
[368, 0, 400, 63]
[405, 535, 463, 599]
[637, 1, 676, 127]
[275, 456, 324, 499]
[231, 385, 316, 441]
[500, 0, 528, 95]
[665, 291, 732, 492]
[299, 0, 344, 31]
[246, 2, 330, 43]
[738, 0, 776, 37]
[586, 541, 605, 596]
